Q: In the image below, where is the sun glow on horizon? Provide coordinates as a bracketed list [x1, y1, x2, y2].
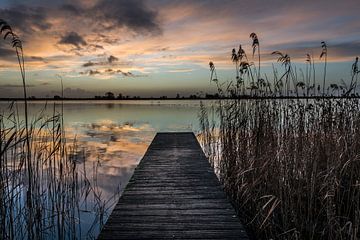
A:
[0, 0, 359, 97]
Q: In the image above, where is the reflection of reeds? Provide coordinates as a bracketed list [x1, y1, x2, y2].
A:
[0, 20, 118, 239]
[0, 98, 118, 239]
[200, 34, 360, 239]
[1, 104, 78, 239]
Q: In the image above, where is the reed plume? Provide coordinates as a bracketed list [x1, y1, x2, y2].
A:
[320, 41, 328, 96]
[200, 33, 360, 240]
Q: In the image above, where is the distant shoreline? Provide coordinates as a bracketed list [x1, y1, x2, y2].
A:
[1, 96, 360, 101]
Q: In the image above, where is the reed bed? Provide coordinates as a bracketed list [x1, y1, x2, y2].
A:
[0, 19, 116, 239]
[0, 102, 115, 239]
[199, 33, 360, 240]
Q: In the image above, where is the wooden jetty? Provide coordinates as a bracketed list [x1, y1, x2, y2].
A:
[98, 132, 249, 239]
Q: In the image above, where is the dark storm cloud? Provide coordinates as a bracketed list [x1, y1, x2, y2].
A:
[0, 2, 160, 58]
[56, 0, 162, 36]
[58, 32, 87, 48]
[0, 5, 51, 35]
[60, 4, 81, 15]
[89, 0, 161, 34]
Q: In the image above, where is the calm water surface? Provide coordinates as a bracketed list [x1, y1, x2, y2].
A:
[0, 99, 214, 239]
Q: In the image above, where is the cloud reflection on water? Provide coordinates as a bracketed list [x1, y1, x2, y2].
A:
[67, 120, 155, 194]
[0, 100, 209, 238]
[64, 120, 156, 237]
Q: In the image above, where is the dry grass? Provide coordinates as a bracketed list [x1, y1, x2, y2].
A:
[200, 33, 360, 239]
[0, 102, 117, 239]
[0, 19, 117, 239]
[200, 98, 360, 239]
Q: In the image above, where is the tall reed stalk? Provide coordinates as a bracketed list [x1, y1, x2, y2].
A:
[321, 41, 328, 96]
[200, 34, 360, 240]
[0, 19, 118, 239]
[250, 33, 260, 79]
[0, 18, 34, 238]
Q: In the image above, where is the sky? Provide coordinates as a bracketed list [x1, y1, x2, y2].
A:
[0, 0, 359, 98]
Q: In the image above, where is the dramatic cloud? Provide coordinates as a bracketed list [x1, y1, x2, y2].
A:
[58, 32, 87, 48]
[58, 0, 161, 34]
[0, 0, 359, 97]
[83, 61, 96, 67]
[79, 68, 144, 78]
[108, 55, 118, 63]
[89, 0, 161, 34]
[29, 56, 47, 63]
[60, 4, 81, 15]
[82, 55, 124, 67]
[0, 5, 51, 34]
[88, 70, 100, 76]
[104, 68, 136, 77]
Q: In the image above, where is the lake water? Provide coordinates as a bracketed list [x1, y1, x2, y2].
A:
[0, 100, 213, 239]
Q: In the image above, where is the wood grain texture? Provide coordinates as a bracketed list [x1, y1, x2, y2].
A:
[98, 132, 249, 240]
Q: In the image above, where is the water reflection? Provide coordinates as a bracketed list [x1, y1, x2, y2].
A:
[0, 100, 212, 239]
[73, 120, 154, 195]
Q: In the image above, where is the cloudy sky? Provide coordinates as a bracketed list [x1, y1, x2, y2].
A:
[0, 0, 359, 97]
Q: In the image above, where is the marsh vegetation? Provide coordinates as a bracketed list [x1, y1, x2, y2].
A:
[1, 15, 359, 240]
[0, 19, 121, 239]
[199, 33, 360, 239]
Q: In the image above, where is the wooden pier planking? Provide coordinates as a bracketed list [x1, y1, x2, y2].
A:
[98, 132, 249, 240]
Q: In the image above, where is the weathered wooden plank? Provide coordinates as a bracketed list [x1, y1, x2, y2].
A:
[98, 132, 249, 240]
[103, 215, 241, 223]
[103, 225, 246, 233]
[117, 199, 231, 205]
[99, 230, 248, 240]
[110, 209, 237, 216]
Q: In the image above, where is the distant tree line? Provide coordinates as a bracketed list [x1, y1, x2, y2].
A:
[92, 92, 221, 100]
[18, 92, 223, 100]
[94, 92, 140, 99]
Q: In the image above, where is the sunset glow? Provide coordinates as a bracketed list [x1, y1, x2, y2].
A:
[0, 0, 359, 97]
